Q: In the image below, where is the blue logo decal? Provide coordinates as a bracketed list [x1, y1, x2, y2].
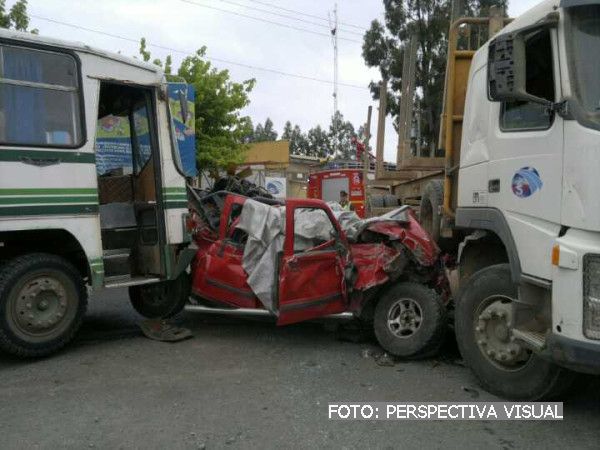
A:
[266, 180, 284, 196]
[512, 167, 543, 198]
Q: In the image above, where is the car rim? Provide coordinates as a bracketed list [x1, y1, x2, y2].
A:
[7, 271, 77, 342]
[474, 295, 532, 371]
[387, 298, 423, 338]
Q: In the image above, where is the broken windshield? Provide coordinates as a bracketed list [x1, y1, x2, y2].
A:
[567, 5, 600, 124]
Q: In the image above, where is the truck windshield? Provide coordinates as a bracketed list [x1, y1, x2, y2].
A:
[568, 5, 600, 116]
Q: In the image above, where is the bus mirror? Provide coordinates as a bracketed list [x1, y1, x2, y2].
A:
[168, 82, 197, 177]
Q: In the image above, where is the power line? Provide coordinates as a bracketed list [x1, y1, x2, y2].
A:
[241, 0, 367, 31]
[211, 0, 364, 37]
[179, 0, 362, 44]
[29, 14, 368, 90]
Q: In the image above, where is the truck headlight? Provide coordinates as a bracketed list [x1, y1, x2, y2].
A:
[583, 254, 600, 340]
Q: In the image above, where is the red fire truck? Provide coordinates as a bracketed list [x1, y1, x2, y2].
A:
[307, 169, 366, 218]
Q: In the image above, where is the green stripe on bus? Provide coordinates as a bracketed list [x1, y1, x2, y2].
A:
[0, 204, 99, 216]
[164, 187, 187, 193]
[0, 188, 98, 196]
[0, 196, 99, 205]
[164, 201, 188, 209]
[0, 150, 96, 164]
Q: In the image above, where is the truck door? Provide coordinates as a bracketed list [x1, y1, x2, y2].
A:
[277, 202, 348, 325]
[486, 27, 563, 280]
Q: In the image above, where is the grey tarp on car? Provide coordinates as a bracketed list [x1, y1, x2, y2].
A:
[236, 200, 341, 313]
[236, 199, 285, 313]
[236, 200, 412, 312]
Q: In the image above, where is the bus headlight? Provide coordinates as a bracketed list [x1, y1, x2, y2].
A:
[583, 254, 600, 340]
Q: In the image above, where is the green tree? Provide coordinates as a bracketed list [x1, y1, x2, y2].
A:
[306, 125, 330, 158]
[362, 0, 451, 150]
[283, 122, 309, 155]
[0, 0, 37, 33]
[139, 42, 255, 173]
[251, 117, 278, 142]
[178, 48, 255, 171]
[329, 111, 358, 160]
[282, 121, 293, 140]
[466, 0, 508, 16]
[363, 1, 509, 151]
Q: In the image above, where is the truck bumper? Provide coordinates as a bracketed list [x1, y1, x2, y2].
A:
[545, 333, 600, 375]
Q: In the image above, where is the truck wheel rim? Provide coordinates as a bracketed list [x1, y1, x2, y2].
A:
[474, 295, 532, 372]
[387, 298, 423, 338]
[7, 271, 77, 342]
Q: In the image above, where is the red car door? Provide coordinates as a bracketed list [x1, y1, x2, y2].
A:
[277, 200, 349, 325]
[191, 195, 260, 309]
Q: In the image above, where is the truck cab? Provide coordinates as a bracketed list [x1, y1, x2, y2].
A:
[0, 28, 195, 356]
[431, 0, 600, 399]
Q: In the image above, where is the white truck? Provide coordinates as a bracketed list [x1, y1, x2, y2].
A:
[0, 28, 197, 357]
[413, 0, 600, 399]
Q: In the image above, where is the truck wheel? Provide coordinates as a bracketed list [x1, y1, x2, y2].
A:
[455, 264, 573, 400]
[129, 273, 190, 319]
[370, 195, 385, 208]
[384, 194, 398, 208]
[374, 282, 447, 358]
[0, 253, 87, 357]
[419, 180, 443, 243]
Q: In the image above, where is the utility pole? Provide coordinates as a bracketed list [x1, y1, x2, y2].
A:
[330, 3, 339, 157]
[375, 77, 388, 179]
[363, 105, 373, 182]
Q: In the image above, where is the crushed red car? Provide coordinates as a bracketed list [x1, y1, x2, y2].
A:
[187, 191, 449, 359]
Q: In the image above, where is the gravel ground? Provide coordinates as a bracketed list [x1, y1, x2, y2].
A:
[0, 288, 599, 449]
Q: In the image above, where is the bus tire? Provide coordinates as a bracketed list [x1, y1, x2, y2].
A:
[129, 272, 190, 319]
[0, 253, 87, 358]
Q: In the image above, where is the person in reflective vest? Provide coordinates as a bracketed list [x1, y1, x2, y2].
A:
[340, 190, 354, 211]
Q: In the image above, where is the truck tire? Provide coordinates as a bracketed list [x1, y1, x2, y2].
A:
[374, 282, 447, 358]
[419, 180, 443, 243]
[455, 264, 573, 400]
[0, 253, 87, 358]
[370, 195, 385, 208]
[129, 272, 190, 319]
[384, 194, 398, 208]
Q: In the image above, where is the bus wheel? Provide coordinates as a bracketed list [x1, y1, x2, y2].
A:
[374, 282, 447, 359]
[455, 264, 574, 400]
[129, 273, 190, 319]
[0, 253, 87, 357]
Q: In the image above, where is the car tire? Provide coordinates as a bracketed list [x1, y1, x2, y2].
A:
[129, 272, 190, 319]
[0, 253, 87, 358]
[455, 264, 574, 400]
[374, 282, 447, 358]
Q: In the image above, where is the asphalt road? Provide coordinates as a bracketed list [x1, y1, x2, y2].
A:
[1, 289, 599, 450]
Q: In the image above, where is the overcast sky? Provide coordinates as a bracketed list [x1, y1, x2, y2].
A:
[21, 0, 542, 161]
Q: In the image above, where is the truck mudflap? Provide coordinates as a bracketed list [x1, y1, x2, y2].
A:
[544, 333, 600, 375]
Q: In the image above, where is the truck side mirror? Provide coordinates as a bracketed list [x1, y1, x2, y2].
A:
[488, 33, 527, 102]
[488, 14, 559, 107]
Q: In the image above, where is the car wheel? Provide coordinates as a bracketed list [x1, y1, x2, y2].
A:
[374, 282, 447, 358]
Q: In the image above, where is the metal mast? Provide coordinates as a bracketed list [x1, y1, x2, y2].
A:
[330, 3, 339, 156]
